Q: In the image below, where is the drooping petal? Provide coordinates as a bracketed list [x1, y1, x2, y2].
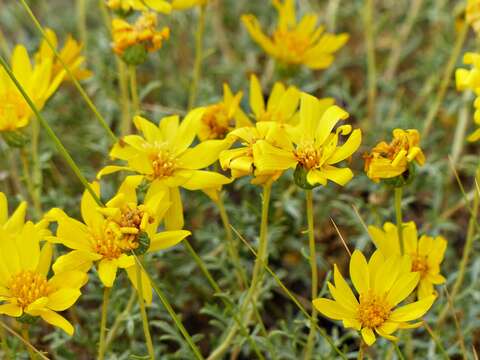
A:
[98, 259, 118, 287]
[39, 309, 75, 335]
[361, 327, 376, 346]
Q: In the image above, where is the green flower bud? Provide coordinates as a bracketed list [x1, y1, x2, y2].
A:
[121, 44, 148, 66]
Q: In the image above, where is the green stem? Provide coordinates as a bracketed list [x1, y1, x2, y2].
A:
[19, 0, 117, 142]
[0, 54, 103, 206]
[133, 255, 205, 360]
[0, 321, 10, 360]
[98, 287, 111, 360]
[31, 116, 42, 218]
[357, 340, 365, 360]
[19, 149, 37, 211]
[21, 325, 36, 360]
[304, 190, 318, 360]
[0, 321, 47, 360]
[423, 322, 450, 360]
[104, 288, 136, 351]
[393, 342, 406, 360]
[129, 65, 140, 115]
[394, 186, 404, 254]
[119, 60, 131, 135]
[135, 261, 155, 360]
[188, 4, 206, 110]
[76, 0, 87, 50]
[363, 0, 376, 126]
[215, 193, 247, 289]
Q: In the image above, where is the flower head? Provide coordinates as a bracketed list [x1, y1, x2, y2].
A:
[456, 52, 480, 141]
[198, 83, 251, 141]
[253, 93, 361, 188]
[368, 222, 447, 299]
[35, 28, 91, 82]
[363, 129, 425, 182]
[47, 179, 190, 303]
[466, 0, 480, 35]
[0, 222, 87, 335]
[0, 45, 64, 133]
[107, 0, 172, 13]
[98, 110, 232, 229]
[112, 12, 170, 64]
[313, 250, 436, 346]
[241, 0, 348, 70]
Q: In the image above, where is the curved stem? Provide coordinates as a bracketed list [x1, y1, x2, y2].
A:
[21, 325, 36, 360]
[98, 287, 111, 360]
[394, 186, 404, 254]
[303, 190, 318, 360]
[135, 261, 155, 360]
[129, 65, 140, 115]
[104, 288, 136, 351]
[188, 4, 206, 110]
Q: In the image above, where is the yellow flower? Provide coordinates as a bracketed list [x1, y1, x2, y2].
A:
[456, 52, 480, 141]
[247, 74, 301, 124]
[253, 93, 361, 188]
[0, 192, 28, 233]
[0, 45, 64, 132]
[107, 0, 172, 13]
[363, 129, 425, 182]
[35, 28, 91, 82]
[0, 222, 87, 335]
[219, 121, 291, 185]
[368, 222, 447, 299]
[466, 0, 480, 34]
[171, 0, 208, 10]
[47, 179, 190, 303]
[98, 110, 232, 229]
[241, 0, 348, 70]
[112, 12, 170, 58]
[313, 250, 436, 346]
[198, 83, 251, 141]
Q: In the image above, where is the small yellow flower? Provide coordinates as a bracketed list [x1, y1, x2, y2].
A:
[241, 0, 348, 70]
[171, 0, 208, 10]
[363, 129, 425, 182]
[456, 52, 480, 141]
[112, 12, 170, 59]
[35, 28, 92, 81]
[247, 74, 301, 124]
[313, 250, 436, 346]
[466, 0, 480, 34]
[107, 0, 172, 13]
[198, 83, 251, 141]
[219, 121, 290, 185]
[47, 179, 190, 303]
[98, 110, 232, 230]
[0, 45, 64, 132]
[0, 222, 87, 335]
[254, 93, 361, 188]
[368, 222, 447, 299]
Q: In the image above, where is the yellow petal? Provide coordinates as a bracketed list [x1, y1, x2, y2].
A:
[389, 295, 436, 322]
[249, 74, 265, 119]
[4, 201, 27, 232]
[350, 250, 369, 295]
[0, 303, 22, 317]
[312, 298, 355, 320]
[327, 129, 362, 164]
[315, 105, 349, 146]
[40, 309, 74, 335]
[49, 270, 88, 289]
[81, 182, 103, 229]
[361, 327, 376, 346]
[181, 170, 232, 191]
[164, 187, 184, 231]
[47, 288, 81, 311]
[386, 272, 420, 306]
[321, 165, 354, 186]
[149, 230, 191, 252]
[133, 115, 162, 143]
[332, 264, 359, 308]
[172, 107, 205, 155]
[52, 250, 98, 273]
[36, 242, 53, 278]
[98, 259, 118, 287]
[0, 192, 7, 225]
[125, 265, 153, 305]
[179, 138, 233, 170]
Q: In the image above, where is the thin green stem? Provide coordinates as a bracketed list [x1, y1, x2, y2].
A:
[21, 325, 36, 360]
[393, 342, 406, 360]
[135, 261, 155, 360]
[443, 286, 467, 359]
[0, 321, 48, 360]
[424, 322, 450, 360]
[188, 4, 206, 110]
[394, 186, 404, 254]
[357, 340, 365, 360]
[304, 190, 318, 360]
[215, 193, 247, 289]
[76, 0, 88, 50]
[19, 0, 117, 142]
[231, 225, 347, 360]
[119, 60, 132, 135]
[129, 65, 140, 115]
[20, 149, 37, 211]
[133, 255, 204, 360]
[0, 54, 103, 206]
[98, 287, 111, 360]
[31, 116, 42, 218]
[363, 0, 376, 126]
[104, 288, 136, 351]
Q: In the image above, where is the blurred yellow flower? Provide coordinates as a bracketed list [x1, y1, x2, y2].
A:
[456, 52, 480, 141]
[171, 0, 207, 10]
[254, 93, 361, 188]
[107, 0, 172, 13]
[98, 110, 232, 229]
[466, 0, 480, 34]
[198, 83, 251, 141]
[0, 222, 87, 335]
[0, 45, 64, 132]
[35, 28, 91, 81]
[112, 12, 170, 62]
[219, 121, 290, 184]
[363, 129, 425, 182]
[368, 222, 447, 299]
[47, 180, 190, 303]
[313, 250, 436, 346]
[241, 0, 348, 70]
[247, 74, 301, 123]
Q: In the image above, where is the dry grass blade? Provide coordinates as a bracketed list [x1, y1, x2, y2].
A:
[330, 217, 352, 257]
[0, 321, 50, 360]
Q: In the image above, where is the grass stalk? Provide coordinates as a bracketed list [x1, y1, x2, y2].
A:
[104, 289, 136, 351]
[135, 261, 155, 360]
[76, 0, 88, 50]
[98, 287, 111, 360]
[393, 342, 406, 360]
[31, 115, 42, 217]
[424, 321, 450, 359]
[129, 65, 140, 115]
[0, 321, 48, 360]
[0, 321, 10, 360]
[394, 186, 404, 254]
[363, 0, 376, 125]
[119, 60, 132, 135]
[21, 325, 36, 360]
[188, 4, 207, 110]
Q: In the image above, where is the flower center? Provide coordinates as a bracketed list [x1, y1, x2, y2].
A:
[114, 205, 152, 252]
[273, 30, 310, 60]
[358, 292, 391, 328]
[294, 143, 320, 170]
[411, 254, 429, 278]
[202, 104, 232, 139]
[8, 271, 52, 309]
[149, 149, 177, 179]
[93, 226, 123, 260]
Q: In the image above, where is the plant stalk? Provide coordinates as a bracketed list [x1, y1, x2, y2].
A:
[394, 186, 404, 254]
[188, 4, 207, 110]
[98, 287, 111, 360]
[135, 261, 155, 360]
